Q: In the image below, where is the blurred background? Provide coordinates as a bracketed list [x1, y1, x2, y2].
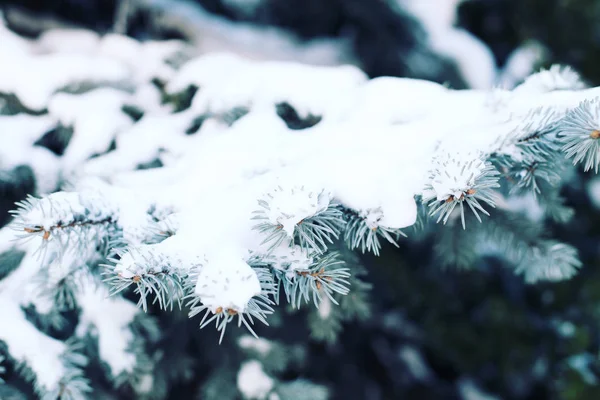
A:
[2, 0, 600, 399]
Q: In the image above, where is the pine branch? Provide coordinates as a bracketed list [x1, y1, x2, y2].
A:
[74, 274, 157, 385]
[555, 98, 600, 172]
[10, 192, 118, 259]
[423, 155, 501, 229]
[343, 207, 406, 256]
[506, 160, 563, 198]
[252, 186, 346, 254]
[514, 240, 582, 283]
[185, 270, 275, 344]
[104, 241, 202, 311]
[185, 259, 276, 343]
[513, 65, 586, 95]
[273, 251, 350, 309]
[0, 302, 90, 400]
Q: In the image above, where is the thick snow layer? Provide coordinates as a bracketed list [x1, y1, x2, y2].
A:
[513, 65, 586, 95]
[0, 14, 32, 58]
[0, 115, 62, 193]
[81, 111, 197, 179]
[400, 0, 496, 89]
[340, 77, 450, 123]
[36, 28, 101, 54]
[98, 34, 189, 84]
[0, 53, 129, 111]
[75, 277, 139, 378]
[2, 21, 600, 391]
[49, 88, 133, 169]
[6, 38, 598, 314]
[139, 0, 354, 67]
[237, 360, 274, 400]
[0, 114, 56, 149]
[0, 240, 77, 393]
[169, 53, 367, 118]
[0, 301, 67, 392]
[57, 53, 600, 298]
[497, 41, 548, 89]
[0, 21, 191, 111]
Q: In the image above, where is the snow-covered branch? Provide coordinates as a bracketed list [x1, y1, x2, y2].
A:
[2, 16, 600, 398]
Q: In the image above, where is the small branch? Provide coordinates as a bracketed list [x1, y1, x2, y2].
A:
[23, 217, 115, 241]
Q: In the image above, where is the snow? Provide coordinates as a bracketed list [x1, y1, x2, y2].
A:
[340, 77, 449, 124]
[0, 298, 67, 393]
[0, 22, 191, 111]
[0, 115, 62, 193]
[425, 153, 487, 201]
[5, 32, 598, 289]
[98, 34, 189, 84]
[238, 335, 273, 356]
[134, 374, 155, 394]
[0, 13, 33, 58]
[497, 40, 548, 89]
[75, 276, 140, 378]
[139, 0, 354, 67]
[318, 294, 332, 319]
[19, 191, 106, 232]
[48, 88, 133, 169]
[81, 111, 197, 179]
[268, 244, 314, 277]
[264, 186, 332, 237]
[54, 50, 600, 308]
[513, 65, 586, 95]
[237, 360, 275, 400]
[587, 177, 600, 209]
[36, 29, 101, 54]
[499, 194, 545, 223]
[194, 251, 262, 313]
[3, 17, 600, 390]
[400, 0, 496, 89]
[114, 237, 204, 279]
[432, 29, 497, 90]
[19, 193, 81, 231]
[0, 53, 129, 111]
[0, 114, 56, 149]
[169, 52, 367, 118]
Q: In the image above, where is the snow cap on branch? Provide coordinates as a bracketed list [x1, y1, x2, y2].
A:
[423, 151, 500, 228]
[555, 98, 600, 172]
[263, 186, 332, 238]
[194, 251, 262, 314]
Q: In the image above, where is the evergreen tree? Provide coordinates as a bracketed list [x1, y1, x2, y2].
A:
[3, 4, 600, 400]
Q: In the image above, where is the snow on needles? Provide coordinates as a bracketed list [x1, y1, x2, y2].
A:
[3, 20, 600, 372]
[195, 252, 262, 314]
